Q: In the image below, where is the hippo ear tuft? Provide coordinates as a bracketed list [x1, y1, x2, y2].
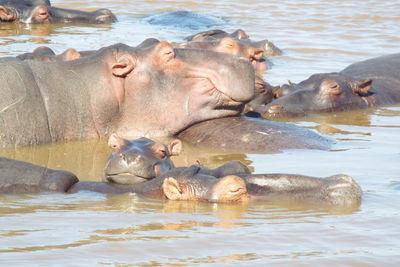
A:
[154, 41, 175, 65]
[112, 54, 136, 77]
[0, 6, 14, 21]
[167, 139, 182, 156]
[59, 48, 81, 61]
[352, 78, 373, 96]
[162, 177, 183, 200]
[108, 133, 126, 151]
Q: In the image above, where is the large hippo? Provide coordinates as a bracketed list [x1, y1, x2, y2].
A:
[0, 40, 255, 147]
[0, 0, 116, 24]
[0, 157, 361, 206]
[256, 53, 400, 119]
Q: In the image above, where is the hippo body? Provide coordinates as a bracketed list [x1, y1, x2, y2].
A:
[0, 41, 254, 147]
[178, 116, 332, 153]
[0, 157, 78, 193]
[16, 46, 81, 62]
[258, 53, 400, 119]
[0, 0, 116, 24]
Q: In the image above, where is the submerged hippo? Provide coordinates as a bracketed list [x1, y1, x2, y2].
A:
[177, 116, 332, 153]
[0, 0, 116, 24]
[0, 40, 255, 147]
[0, 157, 361, 206]
[184, 29, 282, 58]
[256, 53, 400, 119]
[176, 37, 268, 75]
[16, 46, 81, 62]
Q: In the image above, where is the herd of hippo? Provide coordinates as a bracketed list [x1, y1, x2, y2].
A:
[2, 0, 399, 206]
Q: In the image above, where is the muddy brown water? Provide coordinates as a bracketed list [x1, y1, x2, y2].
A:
[1, 0, 400, 265]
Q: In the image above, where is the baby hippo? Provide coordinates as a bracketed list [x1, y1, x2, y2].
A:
[103, 134, 182, 185]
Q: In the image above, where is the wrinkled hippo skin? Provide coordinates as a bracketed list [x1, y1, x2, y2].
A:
[0, 40, 254, 147]
[177, 116, 332, 153]
[142, 10, 225, 30]
[104, 134, 182, 184]
[0, 157, 78, 193]
[257, 53, 400, 119]
[0, 0, 116, 24]
[184, 29, 282, 58]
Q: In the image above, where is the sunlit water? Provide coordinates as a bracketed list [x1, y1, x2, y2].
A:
[1, 0, 400, 265]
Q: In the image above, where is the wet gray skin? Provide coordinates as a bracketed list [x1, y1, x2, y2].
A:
[103, 134, 182, 185]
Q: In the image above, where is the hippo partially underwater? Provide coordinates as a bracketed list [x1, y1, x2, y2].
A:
[0, 0, 116, 24]
[0, 137, 362, 206]
[256, 53, 400, 119]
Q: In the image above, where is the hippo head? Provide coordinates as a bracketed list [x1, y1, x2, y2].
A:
[178, 37, 265, 74]
[104, 134, 182, 184]
[101, 41, 255, 136]
[162, 166, 249, 202]
[258, 73, 374, 118]
[0, 2, 51, 23]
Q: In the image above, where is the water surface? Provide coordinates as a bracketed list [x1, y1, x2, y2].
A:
[1, 0, 400, 265]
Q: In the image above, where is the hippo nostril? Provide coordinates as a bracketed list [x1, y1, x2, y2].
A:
[268, 104, 283, 113]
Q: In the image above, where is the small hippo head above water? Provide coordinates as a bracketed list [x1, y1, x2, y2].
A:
[161, 166, 249, 203]
[257, 72, 374, 118]
[104, 134, 182, 185]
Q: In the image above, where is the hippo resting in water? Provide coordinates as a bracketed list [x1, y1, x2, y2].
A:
[0, 40, 255, 147]
[0, 156, 362, 206]
[255, 53, 400, 119]
[0, 0, 116, 24]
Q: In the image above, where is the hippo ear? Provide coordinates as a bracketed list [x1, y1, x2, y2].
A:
[111, 54, 136, 77]
[153, 41, 175, 65]
[209, 175, 248, 202]
[59, 48, 81, 61]
[233, 29, 249, 40]
[107, 133, 126, 151]
[352, 78, 373, 96]
[167, 139, 182, 156]
[162, 177, 184, 200]
[0, 6, 14, 21]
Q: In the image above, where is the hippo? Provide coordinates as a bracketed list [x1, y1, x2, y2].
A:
[142, 11, 225, 30]
[0, 157, 361, 206]
[175, 37, 267, 75]
[0, 156, 78, 193]
[0, 0, 116, 24]
[184, 29, 282, 58]
[104, 134, 183, 185]
[16, 46, 81, 62]
[256, 53, 400, 119]
[0, 39, 255, 147]
[177, 116, 332, 153]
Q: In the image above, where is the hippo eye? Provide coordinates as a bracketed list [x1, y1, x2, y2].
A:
[159, 149, 167, 158]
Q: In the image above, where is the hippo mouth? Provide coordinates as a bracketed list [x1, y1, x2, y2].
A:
[185, 74, 245, 108]
[105, 172, 154, 185]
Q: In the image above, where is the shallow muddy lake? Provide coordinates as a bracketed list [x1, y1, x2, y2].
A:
[1, 0, 400, 265]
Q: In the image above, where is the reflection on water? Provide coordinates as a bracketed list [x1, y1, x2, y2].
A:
[1, 0, 400, 265]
